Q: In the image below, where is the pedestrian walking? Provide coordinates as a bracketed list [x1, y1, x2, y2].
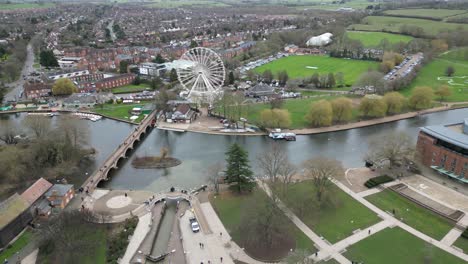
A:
[220, 257, 223, 262]
[220, 232, 222, 236]
[125, 192, 128, 197]
[368, 229, 371, 235]
[199, 242, 202, 248]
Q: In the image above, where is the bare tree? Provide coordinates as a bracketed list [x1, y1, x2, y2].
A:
[238, 190, 289, 250]
[57, 116, 89, 147]
[365, 132, 416, 178]
[40, 210, 101, 264]
[257, 143, 296, 195]
[23, 115, 51, 138]
[207, 161, 224, 194]
[0, 123, 19, 145]
[303, 157, 344, 202]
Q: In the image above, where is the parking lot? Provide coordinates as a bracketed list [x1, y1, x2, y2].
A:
[384, 52, 424, 81]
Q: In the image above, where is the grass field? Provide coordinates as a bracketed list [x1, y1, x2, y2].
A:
[93, 103, 148, 123]
[383, 9, 468, 19]
[217, 95, 361, 129]
[401, 48, 468, 102]
[0, 3, 55, 10]
[0, 230, 32, 261]
[210, 190, 316, 259]
[454, 236, 468, 253]
[254, 55, 378, 86]
[346, 31, 413, 47]
[349, 16, 468, 36]
[145, 0, 229, 8]
[283, 180, 380, 243]
[345, 227, 466, 264]
[111, 84, 150, 94]
[366, 190, 454, 240]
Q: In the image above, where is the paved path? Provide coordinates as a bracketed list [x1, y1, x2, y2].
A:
[120, 213, 152, 264]
[329, 219, 393, 254]
[21, 249, 38, 264]
[180, 203, 237, 264]
[441, 215, 468, 246]
[290, 105, 453, 135]
[258, 182, 350, 264]
[331, 179, 468, 262]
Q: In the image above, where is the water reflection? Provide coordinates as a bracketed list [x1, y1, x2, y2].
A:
[1, 108, 467, 192]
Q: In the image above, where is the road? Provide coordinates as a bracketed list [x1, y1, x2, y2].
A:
[107, 20, 117, 42]
[3, 42, 35, 103]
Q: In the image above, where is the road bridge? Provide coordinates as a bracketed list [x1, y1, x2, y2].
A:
[81, 111, 158, 192]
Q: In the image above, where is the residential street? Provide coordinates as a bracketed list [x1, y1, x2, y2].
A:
[3, 42, 35, 103]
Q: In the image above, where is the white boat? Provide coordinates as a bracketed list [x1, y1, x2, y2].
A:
[72, 112, 102, 121]
[269, 129, 296, 141]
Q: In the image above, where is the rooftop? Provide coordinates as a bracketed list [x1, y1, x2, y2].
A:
[45, 184, 74, 197]
[21, 178, 53, 205]
[421, 121, 468, 149]
[0, 194, 30, 230]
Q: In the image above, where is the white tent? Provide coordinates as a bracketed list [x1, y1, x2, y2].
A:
[306, 33, 333, 47]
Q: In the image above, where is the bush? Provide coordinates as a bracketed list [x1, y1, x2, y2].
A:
[462, 227, 468, 239]
[107, 217, 139, 263]
[364, 175, 394, 188]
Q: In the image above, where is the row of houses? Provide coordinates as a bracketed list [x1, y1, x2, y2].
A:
[24, 73, 135, 99]
[0, 178, 74, 248]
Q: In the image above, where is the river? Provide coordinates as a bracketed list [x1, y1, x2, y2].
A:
[1, 109, 468, 192]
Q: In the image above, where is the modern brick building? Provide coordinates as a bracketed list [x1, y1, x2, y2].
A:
[417, 119, 468, 184]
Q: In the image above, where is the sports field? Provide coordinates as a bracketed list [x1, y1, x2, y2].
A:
[383, 9, 467, 19]
[346, 31, 413, 47]
[349, 16, 468, 36]
[344, 227, 466, 264]
[254, 55, 378, 86]
[401, 48, 468, 102]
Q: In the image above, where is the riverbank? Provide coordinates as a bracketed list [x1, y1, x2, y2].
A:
[169, 104, 466, 136]
[0, 108, 139, 125]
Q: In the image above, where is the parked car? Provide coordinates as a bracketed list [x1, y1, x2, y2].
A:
[189, 216, 200, 233]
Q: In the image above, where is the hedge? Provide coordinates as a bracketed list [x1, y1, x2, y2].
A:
[364, 175, 394, 188]
[462, 227, 468, 239]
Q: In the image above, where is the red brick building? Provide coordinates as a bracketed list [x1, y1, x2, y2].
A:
[24, 82, 52, 99]
[45, 184, 75, 209]
[417, 121, 468, 184]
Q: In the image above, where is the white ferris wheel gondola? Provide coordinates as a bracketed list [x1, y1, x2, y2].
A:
[177, 47, 226, 104]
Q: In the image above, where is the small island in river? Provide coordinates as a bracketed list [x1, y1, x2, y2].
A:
[131, 147, 182, 169]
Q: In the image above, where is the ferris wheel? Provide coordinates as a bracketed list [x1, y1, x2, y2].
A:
[177, 47, 225, 103]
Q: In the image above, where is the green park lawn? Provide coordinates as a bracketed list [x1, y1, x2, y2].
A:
[348, 16, 468, 36]
[346, 31, 413, 47]
[210, 190, 316, 259]
[454, 236, 468, 253]
[382, 9, 468, 19]
[111, 84, 150, 94]
[401, 48, 468, 102]
[92, 103, 148, 123]
[0, 3, 55, 10]
[215, 95, 361, 129]
[254, 55, 378, 86]
[0, 230, 33, 261]
[366, 190, 454, 240]
[283, 180, 380, 243]
[345, 227, 466, 264]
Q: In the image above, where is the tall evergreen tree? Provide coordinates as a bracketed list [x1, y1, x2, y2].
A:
[169, 68, 178, 82]
[39, 50, 58, 67]
[228, 71, 235, 85]
[224, 143, 255, 193]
